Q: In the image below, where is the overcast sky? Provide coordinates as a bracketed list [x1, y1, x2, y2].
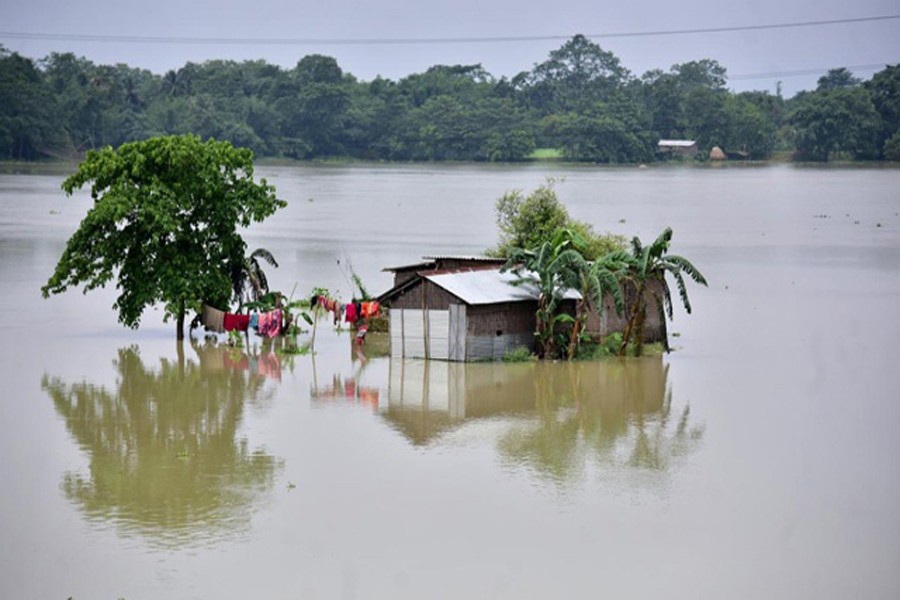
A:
[2, 0, 898, 96]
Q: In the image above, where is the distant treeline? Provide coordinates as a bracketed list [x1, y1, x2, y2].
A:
[1, 36, 898, 163]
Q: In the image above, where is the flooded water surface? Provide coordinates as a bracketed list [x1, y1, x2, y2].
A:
[1, 163, 899, 598]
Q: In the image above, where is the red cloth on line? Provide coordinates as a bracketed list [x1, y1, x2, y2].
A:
[224, 313, 250, 332]
[345, 302, 358, 323]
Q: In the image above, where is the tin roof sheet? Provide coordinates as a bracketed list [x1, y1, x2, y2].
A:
[421, 255, 506, 262]
[423, 269, 581, 305]
[382, 260, 436, 272]
[658, 139, 697, 147]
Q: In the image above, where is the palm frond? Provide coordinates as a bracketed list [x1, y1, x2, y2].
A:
[666, 255, 708, 286]
[661, 276, 674, 320]
[596, 268, 625, 316]
[650, 227, 673, 257]
[630, 236, 643, 259]
[672, 270, 692, 314]
[250, 247, 279, 268]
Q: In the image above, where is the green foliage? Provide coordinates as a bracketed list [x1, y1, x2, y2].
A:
[866, 64, 900, 155]
[41, 134, 285, 338]
[502, 347, 537, 362]
[494, 182, 569, 254]
[503, 227, 629, 360]
[0, 48, 59, 159]
[619, 227, 707, 356]
[817, 68, 862, 91]
[0, 42, 895, 163]
[789, 87, 882, 161]
[232, 247, 279, 309]
[884, 131, 900, 161]
[226, 329, 244, 348]
[491, 180, 625, 260]
[575, 332, 622, 359]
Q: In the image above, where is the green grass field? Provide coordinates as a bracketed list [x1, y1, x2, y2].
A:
[527, 148, 564, 160]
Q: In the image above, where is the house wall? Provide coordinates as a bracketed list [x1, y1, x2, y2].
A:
[465, 303, 536, 361]
[390, 308, 451, 360]
[584, 279, 667, 343]
[388, 280, 540, 361]
[389, 279, 458, 310]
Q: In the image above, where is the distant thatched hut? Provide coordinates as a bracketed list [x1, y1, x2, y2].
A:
[709, 146, 726, 161]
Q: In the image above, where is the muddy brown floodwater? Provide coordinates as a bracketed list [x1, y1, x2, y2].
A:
[1, 163, 898, 599]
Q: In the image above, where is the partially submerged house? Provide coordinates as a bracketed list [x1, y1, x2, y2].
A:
[378, 256, 666, 362]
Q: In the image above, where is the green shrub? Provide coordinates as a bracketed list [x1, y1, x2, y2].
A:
[502, 347, 537, 362]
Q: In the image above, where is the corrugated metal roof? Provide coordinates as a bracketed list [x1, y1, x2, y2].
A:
[421, 255, 505, 262]
[382, 260, 435, 272]
[424, 269, 581, 305]
[658, 139, 697, 147]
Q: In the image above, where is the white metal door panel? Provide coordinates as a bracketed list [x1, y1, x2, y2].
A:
[428, 310, 450, 360]
[449, 304, 467, 362]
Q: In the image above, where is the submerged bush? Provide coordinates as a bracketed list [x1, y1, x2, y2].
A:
[502, 347, 537, 362]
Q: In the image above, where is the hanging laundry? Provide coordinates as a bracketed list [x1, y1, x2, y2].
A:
[249, 312, 259, 331]
[361, 301, 380, 319]
[224, 313, 250, 332]
[202, 305, 226, 333]
[345, 302, 358, 324]
[257, 309, 282, 338]
[356, 324, 368, 346]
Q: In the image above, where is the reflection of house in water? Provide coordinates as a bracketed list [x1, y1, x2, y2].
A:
[385, 357, 703, 478]
[41, 342, 280, 547]
[386, 359, 535, 444]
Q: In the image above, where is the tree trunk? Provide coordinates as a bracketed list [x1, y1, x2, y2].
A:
[633, 304, 646, 357]
[567, 300, 584, 360]
[620, 282, 644, 356]
[176, 298, 185, 340]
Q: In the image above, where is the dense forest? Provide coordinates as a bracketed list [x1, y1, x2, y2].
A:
[1, 35, 898, 163]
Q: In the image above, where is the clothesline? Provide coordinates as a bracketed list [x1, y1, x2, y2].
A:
[201, 305, 282, 337]
[312, 295, 380, 326]
[200, 295, 381, 339]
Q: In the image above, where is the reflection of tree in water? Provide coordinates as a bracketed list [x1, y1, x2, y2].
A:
[499, 358, 704, 481]
[41, 341, 281, 547]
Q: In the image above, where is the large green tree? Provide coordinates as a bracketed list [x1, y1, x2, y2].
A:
[41, 135, 285, 339]
[866, 64, 900, 156]
[0, 47, 58, 159]
[523, 34, 631, 114]
[790, 86, 881, 161]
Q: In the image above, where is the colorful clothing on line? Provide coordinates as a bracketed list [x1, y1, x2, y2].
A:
[361, 301, 380, 319]
[257, 309, 282, 338]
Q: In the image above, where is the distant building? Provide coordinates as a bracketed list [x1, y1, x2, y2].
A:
[657, 139, 698, 158]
